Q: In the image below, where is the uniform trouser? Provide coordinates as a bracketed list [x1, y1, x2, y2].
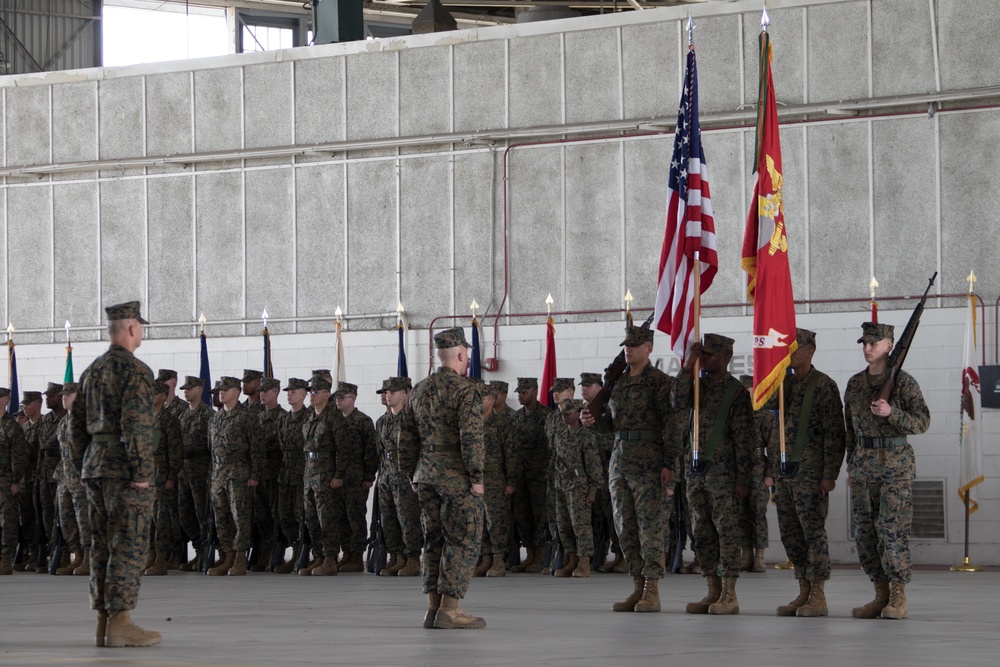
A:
[740, 470, 769, 549]
[166, 485, 182, 555]
[252, 478, 277, 553]
[379, 475, 422, 556]
[482, 481, 511, 556]
[0, 484, 18, 557]
[37, 478, 58, 544]
[276, 480, 303, 545]
[57, 479, 88, 551]
[211, 478, 252, 553]
[150, 483, 173, 554]
[512, 466, 547, 547]
[85, 478, 153, 612]
[417, 481, 484, 599]
[343, 484, 369, 555]
[303, 474, 345, 559]
[687, 476, 741, 579]
[16, 481, 35, 544]
[177, 465, 209, 544]
[555, 485, 594, 558]
[594, 483, 620, 555]
[776, 479, 831, 582]
[610, 469, 667, 579]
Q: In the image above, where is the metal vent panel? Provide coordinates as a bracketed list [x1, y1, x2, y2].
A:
[912, 479, 946, 540]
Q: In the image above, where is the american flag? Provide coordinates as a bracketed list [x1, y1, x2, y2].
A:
[654, 45, 718, 359]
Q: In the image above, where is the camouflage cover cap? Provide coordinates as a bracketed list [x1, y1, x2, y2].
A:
[284, 378, 309, 391]
[218, 376, 242, 392]
[61, 382, 79, 395]
[105, 300, 149, 324]
[334, 381, 358, 397]
[312, 369, 332, 382]
[434, 327, 472, 350]
[489, 380, 509, 394]
[739, 375, 754, 389]
[242, 369, 263, 382]
[21, 391, 42, 405]
[0, 387, 9, 398]
[702, 333, 735, 354]
[516, 377, 538, 392]
[156, 369, 178, 382]
[858, 322, 894, 344]
[377, 377, 412, 394]
[15, 409, 24, 418]
[43, 382, 64, 396]
[260, 377, 280, 392]
[552, 377, 575, 393]
[796, 328, 817, 347]
[309, 376, 333, 392]
[468, 377, 486, 387]
[153, 381, 169, 395]
[179, 376, 205, 390]
[579, 372, 603, 386]
[560, 398, 587, 414]
[620, 325, 654, 347]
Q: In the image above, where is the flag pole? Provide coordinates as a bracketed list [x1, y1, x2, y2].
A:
[950, 490, 981, 572]
[952, 272, 981, 573]
[692, 252, 701, 465]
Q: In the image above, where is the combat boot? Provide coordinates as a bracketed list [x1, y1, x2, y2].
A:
[0, 555, 12, 575]
[554, 553, 578, 578]
[14, 550, 35, 572]
[797, 579, 828, 617]
[708, 577, 740, 615]
[612, 555, 629, 573]
[179, 552, 199, 572]
[104, 610, 161, 648]
[74, 549, 90, 576]
[525, 546, 543, 574]
[144, 552, 156, 570]
[510, 547, 534, 573]
[144, 553, 168, 576]
[685, 575, 722, 614]
[487, 554, 506, 577]
[336, 551, 350, 567]
[434, 594, 486, 629]
[57, 549, 81, 575]
[598, 551, 622, 573]
[228, 552, 247, 576]
[274, 544, 300, 574]
[572, 558, 590, 578]
[95, 609, 107, 647]
[250, 541, 272, 572]
[852, 579, 890, 619]
[340, 552, 364, 572]
[881, 582, 908, 620]
[379, 553, 400, 576]
[752, 548, 766, 573]
[312, 557, 339, 575]
[298, 556, 323, 576]
[777, 579, 811, 616]
[612, 575, 645, 612]
[207, 551, 234, 576]
[634, 578, 661, 612]
[397, 554, 421, 577]
[474, 554, 493, 577]
[166, 554, 181, 571]
[423, 591, 441, 629]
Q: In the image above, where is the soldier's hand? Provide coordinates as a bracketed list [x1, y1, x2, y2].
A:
[734, 484, 749, 499]
[330, 478, 344, 490]
[763, 476, 774, 488]
[130, 481, 150, 490]
[247, 479, 259, 487]
[580, 409, 595, 427]
[846, 474, 853, 487]
[363, 481, 373, 490]
[411, 483, 419, 493]
[10, 483, 19, 495]
[820, 479, 836, 494]
[660, 467, 674, 485]
[871, 399, 892, 417]
[504, 485, 515, 495]
[165, 480, 175, 491]
[586, 491, 596, 504]
[684, 342, 703, 370]
[470, 483, 485, 497]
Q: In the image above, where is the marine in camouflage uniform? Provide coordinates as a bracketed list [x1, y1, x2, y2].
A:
[398, 327, 486, 630]
[580, 372, 622, 572]
[592, 325, 679, 613]
[477, 381, 519, 578]
[375, 377, 422, 576]
[157, 369, 186, 566]
[206, 376, 264, 576]
[14, 395, 41, 571]
[737, 375, 775, 573]
[144, 382, 182, 576]
[541, 378, 576, 573]
[35, 383, 67, 571]
[300, 374, 355, 576]
[241, 369, 264, 416]
[672, 334, 754, 615]
[176, 376, 214, 571]
[54, 384, 90, 576]
[551, 399, 603, 578]
[844, 322, 930, 620]
[335, 381, 377, 572]
[0, 388, 29, 575]
[252, 377, 285, 572]
[68, 301, 160, 647]
[510, 377, 549, 573]
[273, 378, 308, 573]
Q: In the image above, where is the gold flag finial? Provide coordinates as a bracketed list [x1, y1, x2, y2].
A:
[967, 270, 977, 294]
[198, 312, 206, 334]
[262, 308, 269, 329]
[65, 320, 71, 343]
[545, 293, 554, 316]
[335, 305, 343, 323]
[869, 276, 879, 299]
[470, 299, 479, 320]
[624, 289, 634, 313]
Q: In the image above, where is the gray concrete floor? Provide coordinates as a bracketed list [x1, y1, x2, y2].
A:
[0, 565, 996, 666]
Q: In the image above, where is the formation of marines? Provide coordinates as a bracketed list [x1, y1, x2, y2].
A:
[0, 302, 930, 642]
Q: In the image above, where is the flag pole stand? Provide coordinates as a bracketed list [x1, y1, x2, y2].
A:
[950, 489, 981, 572]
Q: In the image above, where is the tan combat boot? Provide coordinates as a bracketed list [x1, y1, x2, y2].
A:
[397, 554, 421, 577]
[708, 577, 740, 615]
[525, 546, 543, 574]
[612, 556, 628, 574]
[685, 575, 722, 614]
[0, 555, 13, 575]
[554, 553, 578, 578]
[487, 554, 506, 577]
[74, 549, 90, 576]
[612, 575, 645, 612]
[599, 551, 622, 573]
[881, 582, 908, 620]
[852, 579, 890, 619]
[796, 579, 828, 617]
[510, 547, 534, 573]
[13, 550, 35, 572]
[423, 591, 441, 628]
[340, 552, 364, 573]
[104, 610, 162, 648]
[274, 544, 300, 574]
[434, 594, 486, 629]
[298, 555, 323, 576]
[95, 609, 107, 647]
[227, 552, 247, 576]
[207, 551, 234, 576]
[179, 553, 199, 572]
[312, 557, 339, 575]
[634, 578, 661, 612]
[688, 559, 702, 575]
[166, 554, 181, 571]
[572, 557, 591, 578]
[56, 549, 81, 575]
[777, 579, 811, 616]
[752, 548, 766, 573]
[144, 553, 168, 576]
[379, 553, 400, 576]
[473, 554, 493, 577]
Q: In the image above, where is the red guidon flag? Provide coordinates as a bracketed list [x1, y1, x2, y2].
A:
[539, 317, 557, 409]
[741, 29, 797, 410]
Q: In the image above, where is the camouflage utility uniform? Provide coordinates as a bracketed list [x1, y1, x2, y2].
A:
[254, 402, 286, 565]
[512, 402, 549, 552]
[482, 408, 519, 560]
[37, 399, 67, 555]
[208, 401, 264, 555]
[276, 407, 307, 547]
[551, 417, 603, 562]
[343, 406, 377, 560]
[177, 401, 213, 549]
[0, 401, 28, 567]
[377, 409, 422, 561]
[302, 402, 354, 562]
[150, 407, 182, 559]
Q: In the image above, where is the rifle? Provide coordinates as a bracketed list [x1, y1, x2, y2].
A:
[670, 480, 686, 573]
[294, 518, 312, 572]
[877, 272, 937, 403]
[33, 483, 48, 571]
[47, 514, 64, 575]
[585, 312, 656, 420]
[197, 491, 217, 573]
[364, 485, 387, 574]
[267, 525, 288, 572]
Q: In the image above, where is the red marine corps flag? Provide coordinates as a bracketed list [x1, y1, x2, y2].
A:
[741, 13, 797, 410]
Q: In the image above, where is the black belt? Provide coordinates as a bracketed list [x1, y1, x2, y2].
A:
[183, 450, 210, 460]
[615, 429, 661, 442]
[857, 436, 907, 449]
[306, 451, 332, 461]
[282, 451, 304, 459]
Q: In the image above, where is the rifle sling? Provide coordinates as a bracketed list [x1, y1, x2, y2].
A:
[787, 371, 820, 465]
[698, 380, 741, 463]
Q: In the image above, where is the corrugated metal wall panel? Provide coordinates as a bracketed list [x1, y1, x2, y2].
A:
[0, 0, 101, 74]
